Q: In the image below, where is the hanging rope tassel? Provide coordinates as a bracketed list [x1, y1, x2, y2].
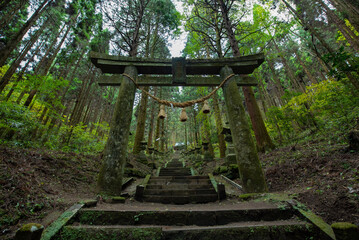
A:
[202, 100, 210, 114]
[180, 108, 188, 122]
[158, 105, 166, 119]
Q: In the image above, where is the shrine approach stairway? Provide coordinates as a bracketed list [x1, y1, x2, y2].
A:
[141, 158, 218, 204]
[46, 158, 332, 240]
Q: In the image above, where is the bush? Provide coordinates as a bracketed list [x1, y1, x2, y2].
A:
[0, 102, 40, 146]
[266, 79, 359, 144]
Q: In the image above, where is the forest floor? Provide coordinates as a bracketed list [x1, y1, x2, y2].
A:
[261, 140, 359, 226]
[0, 139, 358, 239]
[0, 146, 101, 239]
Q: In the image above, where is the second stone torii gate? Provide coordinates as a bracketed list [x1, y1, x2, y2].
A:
[90, 52, 268, 195]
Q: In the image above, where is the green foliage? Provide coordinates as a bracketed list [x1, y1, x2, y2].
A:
[266, 79, 359, 143]
[0, 101, 39, 145]
[58, 123, 108, 154]
[0, 100, 108, 154]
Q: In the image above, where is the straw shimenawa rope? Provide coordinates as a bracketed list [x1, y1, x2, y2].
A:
[122, 73, 235, 108]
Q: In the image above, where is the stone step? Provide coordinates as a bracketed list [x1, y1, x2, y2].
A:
[62, 220, 320, 240]
[148, 178, 211, 184]
[166, 163, 183, 167]
[159, 169, 191, 173]
[161, 166, 189, 169]
[141, 194, 219, 204]
[143, 189, 217, 196]
[145, 184, 214, 190]
[151, 176, 209, 180]
[159, 170, 191, 173]
[159, 173, 192, 176]
[159, 171, 192, 175]
[74, 206, 295, 226]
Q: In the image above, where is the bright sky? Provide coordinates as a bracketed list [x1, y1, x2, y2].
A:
[168, 0, 187, 57]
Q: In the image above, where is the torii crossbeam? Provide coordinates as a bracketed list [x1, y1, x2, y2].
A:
[90, 52, 264, 86]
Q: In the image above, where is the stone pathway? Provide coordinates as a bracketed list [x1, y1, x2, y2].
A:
[141, 158, 218, 204]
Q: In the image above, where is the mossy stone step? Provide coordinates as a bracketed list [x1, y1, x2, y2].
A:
[142, 194, 221, 204]
[143, 189, 217, 196]
[148, 178, 211, 184]
[151, 176, 209, 180]
[145, 184, 214, 190]
[61, 220, 320, 240]
[72, 207, 295, 226]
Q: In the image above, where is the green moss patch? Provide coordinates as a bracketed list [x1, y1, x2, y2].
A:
[213, 164, 239, 179]
[124, 168, 147, 178]
[61, 226, 162, 240]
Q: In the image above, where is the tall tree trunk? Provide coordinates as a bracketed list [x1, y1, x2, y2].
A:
[154, 115, 161, 150]
[160, 117, 165, 152]
[319, 0, 359, 53]
[5, 40, 44, 101]
[133, 87, 149, 154]
[273, 40, 305, 92]
[267, 60, 285, 102]
[24, 21, 72, 107]
[295, 51, 318, 84]
[0, 0, 28, 31]
[212, 90, 226, 158]
[0, 20, 47, 93]
[218, 0, 275, 152]
[282, 0, 359, 90]
[0, 0, 52, 66]
[329, 0, 359, 32]
[147, 87, 157, 151]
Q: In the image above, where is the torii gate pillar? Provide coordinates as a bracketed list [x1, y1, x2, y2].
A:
[221, 66, 267, 193]
[97, 65, 137, 195]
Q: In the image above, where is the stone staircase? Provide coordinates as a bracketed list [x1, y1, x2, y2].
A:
[55, 202, 330, 240]
[41, 157, 333, 239]
[141, 159, 218, 204]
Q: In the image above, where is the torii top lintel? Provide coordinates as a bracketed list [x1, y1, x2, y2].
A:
[90, 52, 264, 76]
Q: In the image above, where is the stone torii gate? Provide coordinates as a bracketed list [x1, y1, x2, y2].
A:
[90, 52, 268, 195]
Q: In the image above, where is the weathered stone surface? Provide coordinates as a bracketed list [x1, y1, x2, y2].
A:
[217, 183, 226, 200]
[221, 66, 267, 193]
[331, 222, 359, 240]
[90, 51, 264, 76]
[104, 196, 126, 204]
[82, 199, 97, 208]
[97, 66, 137, 195]
[135, 185, 145, 201]
[61, 226, 163, 240]
[15, 223, 44, 240]
[41, 203, 84, 240]
[98, 74, 258, 86]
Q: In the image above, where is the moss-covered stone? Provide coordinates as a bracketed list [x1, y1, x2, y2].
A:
[124, 168, 147, 178]
[15, 223, 44, 240]
[97, 65, 137, 195]
[238, 193, 261, 201]
[112, 196, 126, 203]
[61, 226, 162, 240]
[41, 203, 83, 240]
[81, 199, 97, 208]
[213, 164, 239, 180]
[331, 222, 359, 240]
[294, 204, 336, 239]
[103, 196, 126, 204]
[221, 66, 267, 193]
